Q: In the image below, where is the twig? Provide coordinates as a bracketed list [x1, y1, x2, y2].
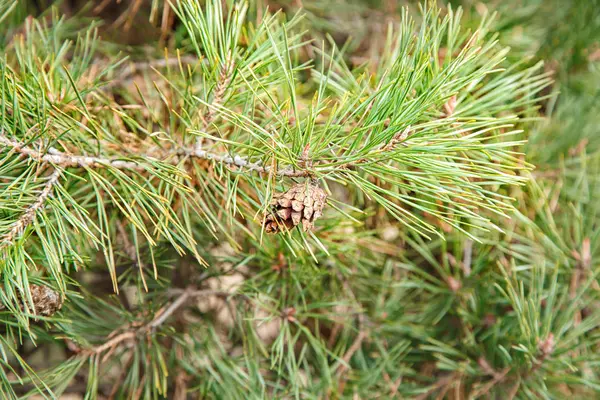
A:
[168, 288, 253, 304]
[462, 239, 473, 277]
[108, 351, 135, 400]
[0, 133, 145, 171]
[471, 369, 510, 398]
[84, 289, 193, 356]
[204, 54, 234, 128]
[571, 238, 596, 303]
[382, 372, 402, 397]
[0, 168, 62, 248]
[0, 131, 311, 177]
[506, 377, 521, 400]
[335, 321, 368, 395]
[529, 333, 555, 375]
[149, 289, 192, 329]
[335, 327, 368, 376]
[116, 221, 147, 290]
[84, 288, 249, 356]
[195, 52, 235, 153]
[443, 95, 458, 117]
[334, 271, 369, 392]
[414, 373, 458, 400]
[470, 358, 511, 399]
[381, 126, 411, 152]
[179, 147, 310, 177]
[89, 331, 136, 355]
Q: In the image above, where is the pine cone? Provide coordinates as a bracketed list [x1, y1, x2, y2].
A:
[264, 181, 327, 233]
[0, 284, 63, 317]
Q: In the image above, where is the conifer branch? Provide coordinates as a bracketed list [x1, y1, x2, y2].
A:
[83, 288, 245, 356]
[414, 373, 460, 400]
[2, 0, 592, 397]
[181, 147, 311, 177]
[0, 130, 312, 176]
[336, 327, 368, 376]
[205, 53, 234, 127]
[0, 168, 62, 248]
[195, 52, 234, 153]
[0, 132, 145, 171]
[149, 288, 193, 329]
[530, 333, 555, 375]
[88, 331, 136, 355]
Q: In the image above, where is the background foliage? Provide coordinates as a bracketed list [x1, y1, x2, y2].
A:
[0, 0, 599, 398]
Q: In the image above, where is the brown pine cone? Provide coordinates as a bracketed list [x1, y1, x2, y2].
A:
[0, 284, 63, 317]
[264, 181, 327, 233]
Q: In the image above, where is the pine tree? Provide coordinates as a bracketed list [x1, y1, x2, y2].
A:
[0, 0, 599, 398]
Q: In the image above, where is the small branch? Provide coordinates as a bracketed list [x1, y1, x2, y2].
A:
[414, 373, 458, 400]
[168, 288, 253, 304]
[84, 289, 193, 356]
[204, 54, 234, 128]
[0, 133, 145, 171]
[84, 288, 247, 356]
[0, 131, 311, 177]
[443, 95, 458, 117]
[180, 147, 310, 177]
[571, 238, 595, 302]
[470, 358, 511, 398]
[89, 331, 136, 355]
[116, 221, 147, 290]
[107, 351, 135, 399]
[149, 289, 192, 329]
[335, 327, 368, 376]
[0, 168, 62, 248]
[334, 270, 369, 391]
[382, 372, 402, 397]
[195, 53, 235, 153]
[529, 333, 555, 375]
[471, 368, 510, 398]
[462, 239, 473, 277]
[381, 126, 411, 152]
[334, 317, 368, 395]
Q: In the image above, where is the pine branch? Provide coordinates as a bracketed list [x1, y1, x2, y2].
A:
[0, 168, 62, 248]
[0, 130, 311, 176]
[0, 131, 144, 171]
[194, 52, 235, 153]
[82, 288, 246, 356]
[4, 1, 597, 397]
[335, 324, 368, 374]
[203, 54, 234, 129]
[180, 147, 310, 177]
[87, 331, 136, 355]
[148, 288, 193, 329]
[414, 373, 459, 400]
